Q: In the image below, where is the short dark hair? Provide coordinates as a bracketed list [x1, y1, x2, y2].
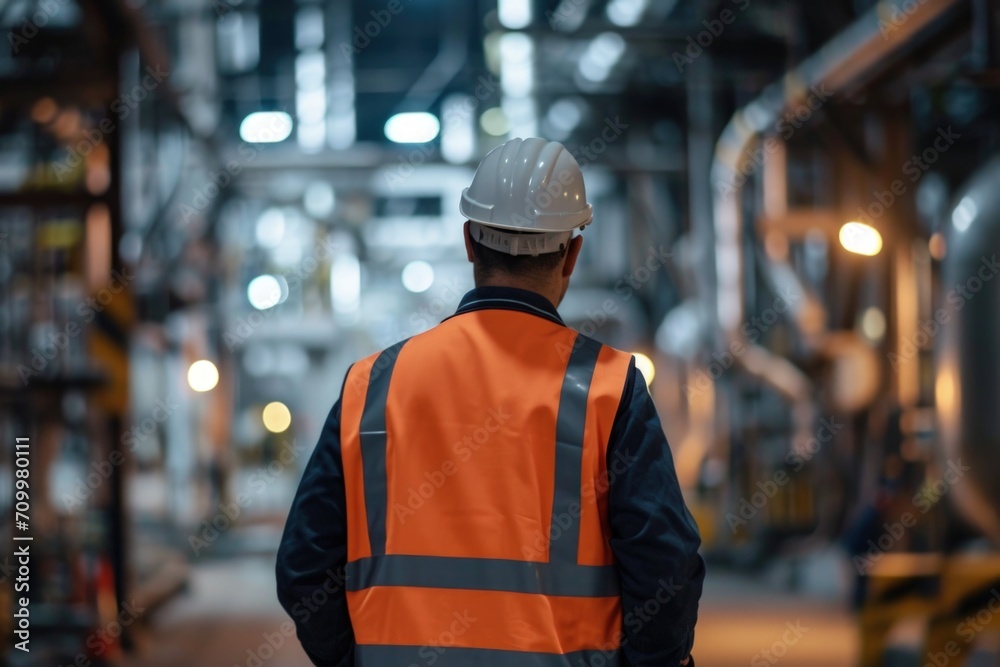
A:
[470, 232, 568, 282]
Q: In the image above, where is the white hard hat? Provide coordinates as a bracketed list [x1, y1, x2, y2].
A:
[460, 137, 592, 256]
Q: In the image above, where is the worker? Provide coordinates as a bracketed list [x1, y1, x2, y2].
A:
[276, 137, 705, 666]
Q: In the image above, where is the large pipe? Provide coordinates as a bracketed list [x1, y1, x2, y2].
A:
[709, 0, 965, 434]
[936, 157, 1000, 543]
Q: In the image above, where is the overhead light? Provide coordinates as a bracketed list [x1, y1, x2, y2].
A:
[441, 95, 476, 164]
[502, 96, 537, 139]
[952, 196, 977, 232]
[480, 107, 510, 136]
[860, 307, 886, 342]
[384, 112, 440, 144]
[633, 352, 655, 387]
[187, 360, 219, 393]
[303, 182, 336, 218]
[498, 0, 532, 29]
[296, 88, 327, 124]
[294, 6, 324, 51]
[549, 0, 590, 31]
[330, 235, 361, 322]
[499, 32, 535, 97]
[255, 208, 286, 249]
[262, 401, 292, 433]
[297, 120, 326, 153]
[606, 0, 648, 26]
[579, 32, 626, 83]
[402, 260, 435, 293]
[545, 98, 584, 139]
[295, 51, 326, 90]
[839, 222, 883, 257]
[248, 274, 283, 310]
[239, 111, 293, 143]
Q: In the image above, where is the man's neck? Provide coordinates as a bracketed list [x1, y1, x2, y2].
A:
[474, 278, 562, 309]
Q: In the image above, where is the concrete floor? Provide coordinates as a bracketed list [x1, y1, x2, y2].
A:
[122, 553, 858, 667]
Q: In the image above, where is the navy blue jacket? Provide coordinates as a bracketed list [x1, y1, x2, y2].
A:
[276, 286, 704, 666]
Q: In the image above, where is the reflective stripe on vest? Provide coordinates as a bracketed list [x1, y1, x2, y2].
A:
[356, 645, 619, 666]
[341, 311, 631, 661]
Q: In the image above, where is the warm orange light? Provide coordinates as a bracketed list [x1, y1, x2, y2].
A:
[929, 232, 947, 260]
[839, 222, 883, 257]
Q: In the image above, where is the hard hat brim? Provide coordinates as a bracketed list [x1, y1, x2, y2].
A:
[460, 187, 593, 233]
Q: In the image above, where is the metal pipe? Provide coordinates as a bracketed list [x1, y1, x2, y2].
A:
[709, 0, 965, 432]
[713, 0, 964, 342]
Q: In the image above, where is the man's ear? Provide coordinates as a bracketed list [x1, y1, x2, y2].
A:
[562, 234, 583, 278]
[463, 221, 475, 263]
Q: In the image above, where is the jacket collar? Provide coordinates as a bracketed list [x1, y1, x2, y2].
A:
[449, 286, 565, 326]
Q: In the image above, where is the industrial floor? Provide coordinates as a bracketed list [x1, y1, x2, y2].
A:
[122, 550, 859, 667]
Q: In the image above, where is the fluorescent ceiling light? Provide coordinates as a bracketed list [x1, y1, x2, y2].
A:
[498, 0, 532, 29]
[606, 0, 648, 27]
[296, 88, 327, 124]
[579, 32, 626, 82]
[441, 95, 476, 164]
[240, 111, 293, 143]
[952, 196, 977, 232]
[384, 112, 441, 144]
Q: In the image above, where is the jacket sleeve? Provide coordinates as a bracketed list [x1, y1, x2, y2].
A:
[276, 372, 354, 667]
[607, 360, 705, 666]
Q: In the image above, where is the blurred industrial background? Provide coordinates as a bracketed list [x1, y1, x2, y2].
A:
[2, 0, 1000, 664]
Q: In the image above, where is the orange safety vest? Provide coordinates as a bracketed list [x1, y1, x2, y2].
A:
[340, 306, 633, 666]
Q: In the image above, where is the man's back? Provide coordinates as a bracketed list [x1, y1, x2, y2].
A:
[278, 138, 703, 666]
[339, 302, 633, 660]
[277, 287, 704, 667]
